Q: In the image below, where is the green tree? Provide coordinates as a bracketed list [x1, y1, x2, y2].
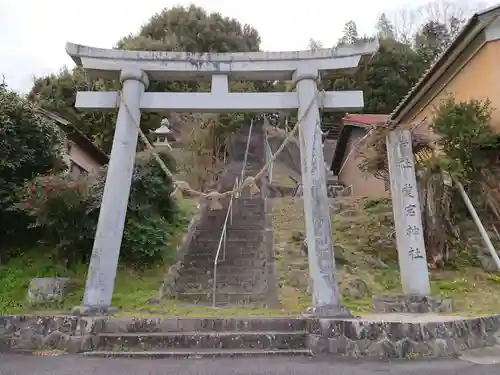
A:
[376, 13, 395, 40]
[337, 21, 359, 46]
[414, 20, 451, 67]
[329, 34, 424, 114]
[0, 82, 65, 251]
[118, 5, 260, 53]
[28, 5, 262, 154]
[308, 38, 323, 50]
[362, 38, 424, 113]
[432, 98, 497, 180]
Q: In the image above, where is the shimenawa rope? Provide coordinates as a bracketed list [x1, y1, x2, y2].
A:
[118, 89, 324, 209]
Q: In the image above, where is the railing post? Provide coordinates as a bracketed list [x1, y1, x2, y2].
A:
[241, 119, 254, 183]
[230, 201, 233, 225]
[265, 136, 273, 183]
[212, 262, 217, 307]
[223, 230, 227, 261]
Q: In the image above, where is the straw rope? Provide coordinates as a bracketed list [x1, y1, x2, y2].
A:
[118, 89, 324, 209]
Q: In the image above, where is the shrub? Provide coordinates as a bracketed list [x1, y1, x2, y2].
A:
[0, 82, 65, 256]
[18, 175, 99, 265]
[19, 150, 180, 267]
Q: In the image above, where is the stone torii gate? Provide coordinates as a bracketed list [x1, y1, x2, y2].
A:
[66, 41, 379, 316]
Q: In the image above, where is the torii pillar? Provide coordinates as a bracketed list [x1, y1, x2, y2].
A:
[293, 65, 350, 316]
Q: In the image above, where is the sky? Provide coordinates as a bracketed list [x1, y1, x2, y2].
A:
[0, 0, 494, 94]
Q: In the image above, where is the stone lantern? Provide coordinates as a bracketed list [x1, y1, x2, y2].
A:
[153, 118, 176, 148]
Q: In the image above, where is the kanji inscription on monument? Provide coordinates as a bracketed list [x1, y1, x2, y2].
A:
[387, 128, 431, 295]
[409, 247, 424, 260]
[404, 204, 416, 217]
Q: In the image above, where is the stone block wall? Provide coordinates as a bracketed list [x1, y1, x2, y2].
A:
[0, 316, 104, 353]
[306, 315, 500, 358]
[2, 315, 500, 358]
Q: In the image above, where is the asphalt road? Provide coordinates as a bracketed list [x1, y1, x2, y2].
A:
[1, 354, 500, 375]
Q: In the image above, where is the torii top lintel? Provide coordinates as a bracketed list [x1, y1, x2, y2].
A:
[65, 41, 379, 82]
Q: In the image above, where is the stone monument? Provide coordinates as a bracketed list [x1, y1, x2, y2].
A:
[372, 128, 452, 313]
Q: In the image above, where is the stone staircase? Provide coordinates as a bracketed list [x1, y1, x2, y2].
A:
[174, 197, 270, 305]
[82, 318, 311, 358]
[171, 124, 277, 306]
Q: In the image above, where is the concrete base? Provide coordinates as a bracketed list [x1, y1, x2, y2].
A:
[305, 304, 353, 318]
[72, 305, 119, 316]
[372, 295, 453, 314]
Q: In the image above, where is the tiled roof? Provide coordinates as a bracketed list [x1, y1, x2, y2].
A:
[342, 114, 389, 128]
[389, 4, 500, 122]
[36, 107, 109, 165]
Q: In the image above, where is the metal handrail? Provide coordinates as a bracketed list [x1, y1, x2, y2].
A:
[264, 135, 273, 184]
[212, 177, 237, 307]
[212, 119, 254, 307]
[240, 119, 254, 184]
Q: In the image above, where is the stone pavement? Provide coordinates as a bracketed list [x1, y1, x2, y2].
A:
[1, 353, 500, 375]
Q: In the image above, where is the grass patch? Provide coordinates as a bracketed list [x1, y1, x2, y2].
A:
[272, 196, 500, 317]
[5, 194, 500, 318]
[0, 199, 198, 315]
[270, 163, 300, 187]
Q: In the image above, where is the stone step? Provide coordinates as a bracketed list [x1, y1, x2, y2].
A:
[184, 250, 263, 259]
[195, 228, 265, 237]
[180, 263, 265, 272]
[99, 317, 308, 333]
[174, 278, 264, 293]
[190, 236, 264, 244]
[204, 211, 264, 219]
[185, 245, 266, 254]
[205, 205, 264, 214]
[189, 236, 263, 245]
[182, 257, 266, 268]
[201, 218, 265, 227]
[233, 202, 265, 207]
[205, 206, 264, 213]
[207, 198, 264, 206]
[181, 267, 264, 279]
[174, 274, 264, 287]
[190, 242, 262, 254]
[197, 222, 265, 229]
[178, 265, 265, 277]
[183, 249, 266, 259]
[176, 291, 267, 305]
[189, 235, 263, 243]
[94, 331, 308, 351]
[180, 264, 265, 274]
[82, 348, 312, 358]
[174, 278, 265, 293]
[178, 266, 264, 277]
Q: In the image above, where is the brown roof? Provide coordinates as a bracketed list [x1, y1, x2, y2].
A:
[390, 4, 500, 123]
[329, 114, 389, 174]
[342, 114, 389, 128]
[36, 108, 109, 166]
